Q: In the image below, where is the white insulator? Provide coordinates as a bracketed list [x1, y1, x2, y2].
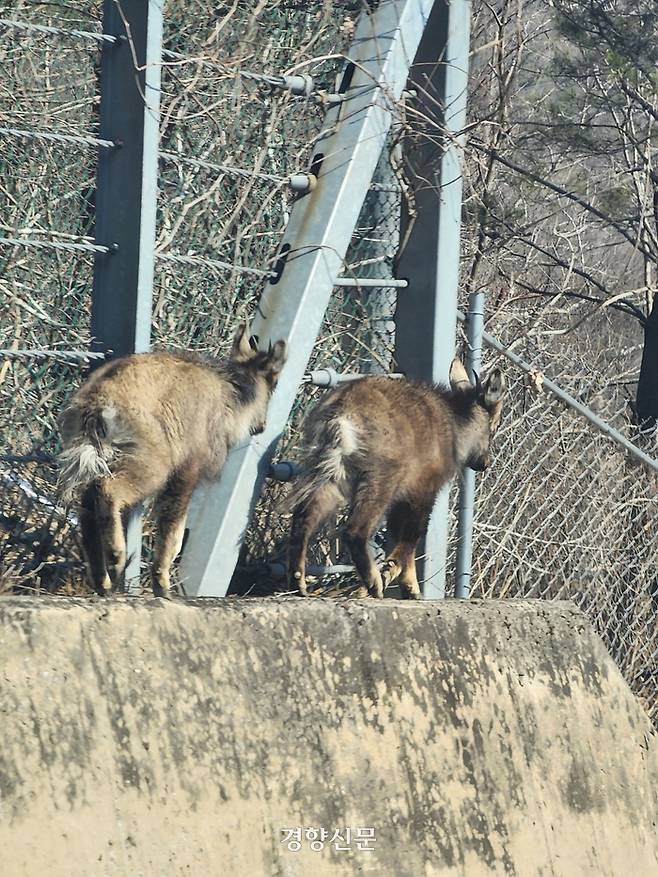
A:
[282, 74, 314, 96]
[269, 461, 300, 482]
[288, 173, 317, 194]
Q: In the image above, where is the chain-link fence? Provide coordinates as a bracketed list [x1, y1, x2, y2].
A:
[455, 334, 658, 727]
[1, 3, 657, 728]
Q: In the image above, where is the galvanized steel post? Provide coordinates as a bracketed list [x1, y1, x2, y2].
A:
[454, 291, 485, 598]
[394, 0, 472, 598]
[180, 0, 436, 597]
[91, 0, 163, 584]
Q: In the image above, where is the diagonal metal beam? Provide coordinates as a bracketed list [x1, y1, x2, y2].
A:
[180, 0, 435, 596]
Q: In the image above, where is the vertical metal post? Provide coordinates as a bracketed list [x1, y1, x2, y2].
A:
[394, 0, 471, 598]
[180, 0, 435, 597]
[91, 0, 163, 584]
[454, 291, 484, 598]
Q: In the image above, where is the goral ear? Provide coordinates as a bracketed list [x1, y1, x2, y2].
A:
[263, 339, 287, 376]
[449, 357, 472, 391]
[483, 368, 505, 405]
[230, 322, 253, 362]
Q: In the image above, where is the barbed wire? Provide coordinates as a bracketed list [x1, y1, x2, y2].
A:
[0, 350, 104, 362]
[155, 252, 270, 276]
[0, 237, 109, 255]
[0, 17, 117, 44]
[159, 150, 286, 184]
[0, 127, 116, 150]
[161, 50, 316, 93]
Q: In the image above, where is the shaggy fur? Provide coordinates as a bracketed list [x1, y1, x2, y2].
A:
[288, 359, 505, 599]
[58, 324, 286, 597]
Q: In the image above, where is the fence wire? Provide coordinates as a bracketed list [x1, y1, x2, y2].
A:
[0, 2, 657, 730]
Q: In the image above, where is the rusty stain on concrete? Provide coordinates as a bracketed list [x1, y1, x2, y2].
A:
[0, 597, 656, 876]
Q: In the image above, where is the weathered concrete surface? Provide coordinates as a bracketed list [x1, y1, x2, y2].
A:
[0, 597, 656, 877]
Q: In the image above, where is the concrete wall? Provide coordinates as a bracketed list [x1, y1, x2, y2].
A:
[0, 596, 656, 876]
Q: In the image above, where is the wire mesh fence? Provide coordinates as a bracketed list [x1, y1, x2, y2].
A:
[0, 2, 657, 729]
[450, 350, 658, 726]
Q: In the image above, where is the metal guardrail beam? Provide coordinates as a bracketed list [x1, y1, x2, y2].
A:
[394, 0, 472, 598]
[180, 0, 435, 597]
[91, 0, 163, 583]
[0, 17, 117, 43]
